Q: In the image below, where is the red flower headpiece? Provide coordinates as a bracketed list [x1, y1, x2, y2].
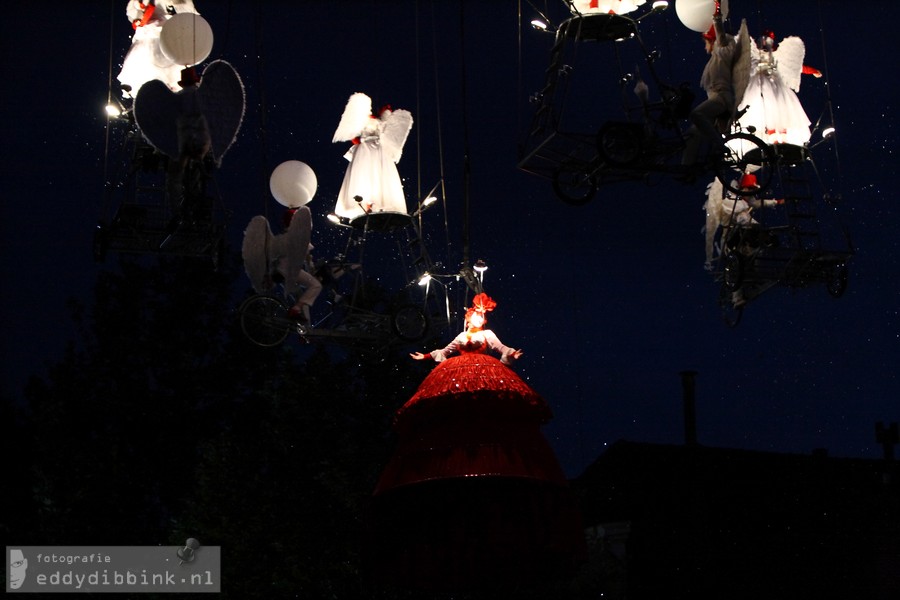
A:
[759, 30, 777, 50]
[465, 293, 497, 322]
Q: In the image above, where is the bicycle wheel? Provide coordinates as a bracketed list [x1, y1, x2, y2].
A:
[552, 162, 597, 206]
[391, 304, 429, 342]
[716, 132, 774, 196]
[718, 283, 744, 328]
[240, 295, 291, 347]
[597, 122, 644, 166]
[723, 252, 743, 292]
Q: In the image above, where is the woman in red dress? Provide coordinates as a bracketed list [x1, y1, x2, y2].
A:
[368, 294, 584, 592]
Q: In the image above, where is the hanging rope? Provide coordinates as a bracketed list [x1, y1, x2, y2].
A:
[250, 0, 269, 221]
[102, 0, 118, 224]
[458, 1, 472, 275]
[815, 0, 841, 183]
[428, 1, 452, 261]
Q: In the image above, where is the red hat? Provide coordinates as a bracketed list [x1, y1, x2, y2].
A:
[759, 30, 776, 50]
[702, 24, 716, 42]
[282, 207, 300, 230]
[465, 293, 497, 322]
[739, 173, 759, 190]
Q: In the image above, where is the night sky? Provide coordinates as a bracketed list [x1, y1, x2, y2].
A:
[2, 1, 897, 478]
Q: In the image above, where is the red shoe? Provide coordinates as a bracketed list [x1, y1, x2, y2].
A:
[287, 306, 308, 322]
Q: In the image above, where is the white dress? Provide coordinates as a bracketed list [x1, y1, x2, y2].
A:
[332, 93, 413, 219]
[736, 37, 813, 146]
[569, 0, 646, 15]
[117, 0, 200, 96]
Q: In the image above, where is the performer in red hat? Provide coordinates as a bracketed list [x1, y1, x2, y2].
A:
[370, 293, 584, 591]
[410, 292, 522, 365]
[681, 1, 737, 175]
[735, 28, 824, 146]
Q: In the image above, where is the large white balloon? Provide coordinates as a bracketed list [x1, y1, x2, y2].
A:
[270, 161, 318, 208]
[675, 0, 717, 33]
[159, 13, 214, 66]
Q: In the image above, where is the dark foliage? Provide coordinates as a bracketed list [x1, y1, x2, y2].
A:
[12, 250, 443, 598]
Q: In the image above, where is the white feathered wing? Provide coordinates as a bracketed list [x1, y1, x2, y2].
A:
[332, 92, 372, 143]
[732, 19, 752, 111]
[774, 36, 806, 92]
[242, 216, 275, 294]
[274, 207, 312, 295]
[380, 109, 413, 164]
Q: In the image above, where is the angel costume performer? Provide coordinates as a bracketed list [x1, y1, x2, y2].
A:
[703, 174, 781, 268]
[736, 32, 821, 146]
[117, 0, 200, 97]
[332, 93, 413, 219]
[241, 206, 321, 322]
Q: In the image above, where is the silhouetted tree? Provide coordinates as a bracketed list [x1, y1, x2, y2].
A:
[18, 251, 434, 597]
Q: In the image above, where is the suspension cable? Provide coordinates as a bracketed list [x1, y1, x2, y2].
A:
[427, 1, 452, 262]
[102, 0, 117, 224]
[458, 1, 472, 274]
[815, 0, 841, 185]
[254, 0, 270, 222]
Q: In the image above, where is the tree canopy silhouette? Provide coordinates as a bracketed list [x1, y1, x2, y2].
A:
[17, 252, 431, 597]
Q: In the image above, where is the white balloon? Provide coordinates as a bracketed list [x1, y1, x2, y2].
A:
[675, 0, 717, 33]
[159, 13, 214, 66]
[270, 161, 318, 208]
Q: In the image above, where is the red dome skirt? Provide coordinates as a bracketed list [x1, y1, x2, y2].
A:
[375, 353, 565, 493]
[367, 353, 586, 591]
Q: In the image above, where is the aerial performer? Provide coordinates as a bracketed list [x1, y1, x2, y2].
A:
[681, 0, 737, 173]
[117, 0, 201, 98]
[369, 293, 584, 590]
[242, 161, 322, 325]
[702, 173, 783, 271]
[569, 0, 646, 15]
[242, 208, 320, 324]
[409, 293, 523, 365]
[133, 58, 244, 211]
[735, 30, 823, 146]
[332, 92, 413, 219]
[704, 173, 783, 307]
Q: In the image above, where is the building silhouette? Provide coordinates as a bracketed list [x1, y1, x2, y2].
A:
[571, 439, 900, 599]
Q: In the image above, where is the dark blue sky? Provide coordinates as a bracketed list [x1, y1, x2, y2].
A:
[2, 1, 896, 477]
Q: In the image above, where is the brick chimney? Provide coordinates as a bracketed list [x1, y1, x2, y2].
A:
[680, 370, 698, 446]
